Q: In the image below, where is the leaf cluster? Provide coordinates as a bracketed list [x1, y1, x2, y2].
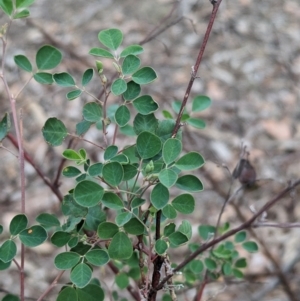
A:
[0, 13, 261, 300]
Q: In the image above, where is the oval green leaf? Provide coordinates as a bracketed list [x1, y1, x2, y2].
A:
[120, 45, 144, 57]
[0, 0, 13, 15]
[235, 258, 247, 268]
[222, 262, 232, 276]
[89, 47, 114, 58]
[198, 225, 216, 240]
[101, 192, 124, 210]
[132, 67, 157, 85]
[242, 241, 258, 253]
[123, 218, 145, 235]
[115, 212, 132, 227]
[158, 169, 177, 188]
[0, 240, 17, 263]
[204, 258, 217, 271]
[88, 163, 103, 177]
[67, 89, 82, 100]
[85, 249, 109, 266]
[116, 273, 129, 289]
[74, 180, 104, 207]
[98, 28, 123, 50]
[233, 268, 244, 278]
[85, 206, 105, 231]
[53, 72, 75, 87]
[123, 164, 138, 181]
[62, 149, 81, 161]
[9, 214, 28, 235]
[162, 138, 182, 165]
[102, 162, 123, 186]
[14, 55, 32, 72]
[136, 131, 162, 159]
[42, 117, 67, 146]
[0, 259, 11, 270]
[82, 102, 102, 122]
[187, 118, 206, 129]
[168, 231, 188, 248]
[108, 232, 132, 260]
[77, 284, 104, 301]
[162, 204, 177, 219]
[36, 213, 60, 227]
[178, 220, 192, 240]
[34, 72, 54, 84]
[150, 183, 169, 210]
[176, 175, 203, 192]
[123, 81, 141, 101]
[192, 95, 212, 112]
[82, 68, 94, 86]
[189, 260, 204, 274]
[111, 78, 127, 96]
[131, 197, 146, 209]
[36, 45, 62, 70]
[175, 152, 205, 171]
[70, 262, 92, 288]
[56, 287, 78, 301]
[19, 225, 47, 247]
[133, 113, 158, 135]
[16, 0, 35, 8]
[122, 55, 140, 75]
[63, 166, 82, 178]
[54, 251, 81, 270]
[156, 119, 177, 142]
[97, 222, 119, 239]
[155, 239, 168, 255]
[111, 154, 128, 163]
[51, 231, 71, 247]
[235, 231, 247, 243]
[172, 194, 195, 214]
[76, 120, 92, 136]
[104, 145, 118, 160]
[115, 105, 130, 127]
[133, 95, 158, 115]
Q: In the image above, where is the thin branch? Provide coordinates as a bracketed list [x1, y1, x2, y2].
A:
[139, 1, 179, 45]
[140, 17, 183, 46]
[68, 134, 105, 150]
[36, 270, 65, 301]
[193, 276, 208, 301]
[7, 133, 63, 202]
[14, 74, 33, 100]
[0, 143, 18, 157]
[172, 1, 223, 137]
[252, 222, 300, 228]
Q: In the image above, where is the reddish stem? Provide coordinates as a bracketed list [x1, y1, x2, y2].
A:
[172, 1, 222, 137]
[7, 133, 63, 202]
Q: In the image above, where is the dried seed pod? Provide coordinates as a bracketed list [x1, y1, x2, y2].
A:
[233, 146, 256, 186]
[233, 158, 256, 185]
